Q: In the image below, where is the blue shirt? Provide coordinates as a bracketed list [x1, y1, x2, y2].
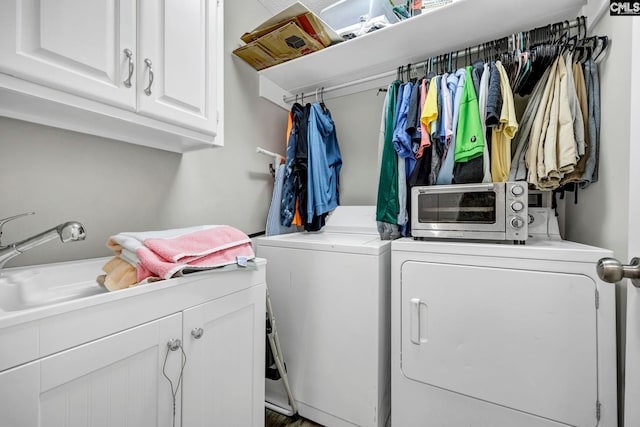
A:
[307, 102, 342, 222]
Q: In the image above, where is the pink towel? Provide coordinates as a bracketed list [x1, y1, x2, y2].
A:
[143, 226, 251, 263]
[136, 242, 254, 281]
[134, 226, 255, 281]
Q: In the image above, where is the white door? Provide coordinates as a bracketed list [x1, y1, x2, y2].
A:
[182, 284, 265, 427]
[623, 17, 640, 427]
[401, 261, 599, 427]
[0, 314, 183, 427]
[0, 0, 136, 110]
[137, 0, 218, 134]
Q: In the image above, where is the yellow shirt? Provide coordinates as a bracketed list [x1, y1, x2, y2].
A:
[420, 76, 439, 130]
[491, 61, 519, 182]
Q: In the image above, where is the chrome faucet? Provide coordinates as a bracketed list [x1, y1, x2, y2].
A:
[0, 212, 87, 271]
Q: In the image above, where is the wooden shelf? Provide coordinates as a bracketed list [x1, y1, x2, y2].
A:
[258, 0, 587, 109]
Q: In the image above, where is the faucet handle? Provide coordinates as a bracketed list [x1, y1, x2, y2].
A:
[0, 212, 35, 245]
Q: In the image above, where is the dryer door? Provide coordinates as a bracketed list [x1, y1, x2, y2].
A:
[400, 261, 598, 427]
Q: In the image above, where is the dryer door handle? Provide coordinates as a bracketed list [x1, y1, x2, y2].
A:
[410, 298, 429, 345]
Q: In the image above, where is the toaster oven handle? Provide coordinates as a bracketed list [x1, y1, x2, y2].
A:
[415, 183, 496, 194]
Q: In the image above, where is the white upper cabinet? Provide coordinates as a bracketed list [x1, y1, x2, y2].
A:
[137, 0, 217, 133]
[0, 0, 222, 152]
[0, 0, 137, 110]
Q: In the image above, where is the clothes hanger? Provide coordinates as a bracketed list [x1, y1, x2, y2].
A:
[593, 35, 609, 62]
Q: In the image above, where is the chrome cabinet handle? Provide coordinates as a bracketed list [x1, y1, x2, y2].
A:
[597, 257, 640, 287]
[123, 48, 134, 88]
[144, 58, 154, 96]
[191, 327, 204, 339]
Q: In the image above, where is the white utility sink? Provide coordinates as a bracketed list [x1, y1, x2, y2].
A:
[0, 258, 108, 311]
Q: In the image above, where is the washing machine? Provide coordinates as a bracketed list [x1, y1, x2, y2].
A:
[391, 236, 618, 426]
[256, 206, 391, 427]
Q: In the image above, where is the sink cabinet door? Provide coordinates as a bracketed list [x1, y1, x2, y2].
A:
[182, 283, 266, 427]
[0, 313, 183, 427]
[137, 0, 219, 134]
[0, 0, 137, 110]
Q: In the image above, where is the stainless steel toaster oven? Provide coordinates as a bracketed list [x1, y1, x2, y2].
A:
[410, 182, 528, 243]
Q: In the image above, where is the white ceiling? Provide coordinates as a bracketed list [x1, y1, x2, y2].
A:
[257, 0, 343, 15]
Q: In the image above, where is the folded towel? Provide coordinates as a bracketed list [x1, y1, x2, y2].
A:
[137, 241, 255, 281]
[143, 226, 251, 263]
[100, 256, 137, 291]
[103, 225, 255, 286]
[107, 225, 218, 265]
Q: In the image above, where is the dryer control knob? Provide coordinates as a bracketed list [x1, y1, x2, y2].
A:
[511, 216, 525, 229]
[511, 201, 525, 212]
[511, 185, 525, 196]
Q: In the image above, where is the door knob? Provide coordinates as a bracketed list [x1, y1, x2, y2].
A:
[597, 257, 640, 287]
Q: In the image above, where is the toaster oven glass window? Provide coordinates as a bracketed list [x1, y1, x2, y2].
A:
[417, 191, 497, 223]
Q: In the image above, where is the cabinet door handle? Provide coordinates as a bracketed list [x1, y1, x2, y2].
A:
[144, 58, 154, 96]
[123, 48, 134, 88]
[191, 327, 204, 339]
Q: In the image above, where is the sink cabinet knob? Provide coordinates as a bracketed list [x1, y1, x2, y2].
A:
[191, 327, 204, 339]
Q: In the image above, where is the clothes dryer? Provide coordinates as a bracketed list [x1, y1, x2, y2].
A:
[391, 237, 617, 427]
[256, 206, 391, 427]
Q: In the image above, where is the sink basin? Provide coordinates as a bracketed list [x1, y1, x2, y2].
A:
[0, 258, 109, 311]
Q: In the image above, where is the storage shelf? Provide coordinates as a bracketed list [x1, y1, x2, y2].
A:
[258, 0, 587, 109]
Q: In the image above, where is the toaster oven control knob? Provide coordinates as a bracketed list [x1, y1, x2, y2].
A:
[511, 184, 525, 196]
[511, 201, 525, 212]
[511, 216, 525, 229]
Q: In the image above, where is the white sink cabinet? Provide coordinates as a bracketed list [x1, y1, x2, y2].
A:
[0, 258, 266, 427]
[0, 0, 222, 153]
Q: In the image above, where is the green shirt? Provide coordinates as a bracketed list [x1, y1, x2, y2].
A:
[454, 66, 485, 163]
[376, 81, 401, 224]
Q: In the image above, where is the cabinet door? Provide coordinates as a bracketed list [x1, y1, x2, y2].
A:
[0, 0, 136, 110]
[182, 284, 266, 427]
[137, 0, 218, 134]
[0, 313, 183, 427]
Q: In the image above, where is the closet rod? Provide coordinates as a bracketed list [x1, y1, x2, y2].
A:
[282, 17, 583, 105]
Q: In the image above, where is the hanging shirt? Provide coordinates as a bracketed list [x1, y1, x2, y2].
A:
[580, 58, 601, 188]
[415, 76, 433, 159]
[527, 57, 559, 189]
[564, 53, 585, 159]
[393, 82, 414, 229]
[376, 81, 401, 227]
[562, 62, 591, 185]
[421, 75, 439, 136]
[280, 103, 304, 227]
[439, 73, 452, 144]
[490, 61, 519, 182]
[478, 62, 492, 183]
[436, 69, 463, 184]
[538, 56, 576, 190]
[306, 102, 342, 224]
[509, 66, 552, 182]
[485, 62, 503, 128]
[454, 66, 485, 164]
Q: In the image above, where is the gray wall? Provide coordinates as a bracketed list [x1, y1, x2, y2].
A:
[0, 0, 384, 268]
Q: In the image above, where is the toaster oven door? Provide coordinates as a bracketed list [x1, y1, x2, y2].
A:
[413, 184, 506, 233]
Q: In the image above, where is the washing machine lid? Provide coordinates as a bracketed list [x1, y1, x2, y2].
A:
[322, 205, 379, 234]
[256, 206, 389, 255]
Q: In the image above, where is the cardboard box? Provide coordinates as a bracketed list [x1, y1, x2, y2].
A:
[233, 2, 343, 71]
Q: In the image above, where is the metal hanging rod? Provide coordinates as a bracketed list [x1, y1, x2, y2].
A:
[283, 16, 585, 104]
